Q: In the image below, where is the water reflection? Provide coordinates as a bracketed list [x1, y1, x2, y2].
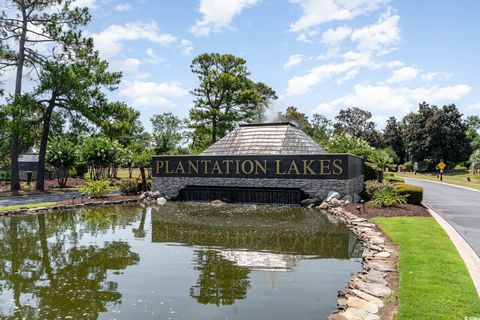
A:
[0, 203, 362, 320]
[0, 208, 140, 319]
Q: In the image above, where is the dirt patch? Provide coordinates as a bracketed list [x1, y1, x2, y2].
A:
[344, 203, 430, 219]
[56, 194, 139, 206]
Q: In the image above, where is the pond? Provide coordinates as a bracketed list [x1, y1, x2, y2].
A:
[0, 202, 362, 320]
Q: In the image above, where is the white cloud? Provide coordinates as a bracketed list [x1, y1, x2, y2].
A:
[190, 0, 259, 37]
[386, 66, 418, 83]
[314, 83, 471, 119]
[110, 58, 141, 73]
[120, 81, 189, 107]
[92, 22, 176, 58]
[115, 3, 131, 12]
[145, 48, 164, 64]
[467, 102, 480, 110]
[289, 0, 386, 32]
[351, 12, 400, 55]
[284, 54, 306, 69]
[74, 0, 97, 9]
[179, 39, 194, 56]
[321, 25, 352, 46]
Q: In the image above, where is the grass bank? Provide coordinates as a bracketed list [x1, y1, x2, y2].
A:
[372, 216, 480, 319]
[0, 202, 56, 211]
[397, 171, 480, 191]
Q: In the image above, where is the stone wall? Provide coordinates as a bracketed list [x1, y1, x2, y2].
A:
[152, 175, 364, 200]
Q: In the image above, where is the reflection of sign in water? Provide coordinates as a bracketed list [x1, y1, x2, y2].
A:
[152, 154, 363, 180]
[219, 250, 302, 272]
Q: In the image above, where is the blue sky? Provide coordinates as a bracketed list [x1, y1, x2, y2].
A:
[26, 1, 480, 130]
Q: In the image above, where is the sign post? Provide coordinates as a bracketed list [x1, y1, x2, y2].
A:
[413, 162, 418, 175]
[437, 160, 446, 181]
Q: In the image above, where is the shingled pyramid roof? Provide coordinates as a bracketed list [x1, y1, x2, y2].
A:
[201, 122, 327, 155]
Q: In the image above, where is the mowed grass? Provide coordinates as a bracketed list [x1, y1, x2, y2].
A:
[116, 168, 141, 179]
[372, 216, 480, 320]
[397, 171, 480, 191]
[0, 202, 56, 211]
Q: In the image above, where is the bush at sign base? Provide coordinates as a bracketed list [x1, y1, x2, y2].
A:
[394, 183, 423, 205]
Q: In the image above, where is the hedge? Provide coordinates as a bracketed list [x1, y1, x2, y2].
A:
[384, 175, 405, 183]
[395, 183, 423, 205]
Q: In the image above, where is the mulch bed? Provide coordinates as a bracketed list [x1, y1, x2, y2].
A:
[344, 203, 431, 219]
[56, 194, 139, 206]
[0, 178, 88, 197]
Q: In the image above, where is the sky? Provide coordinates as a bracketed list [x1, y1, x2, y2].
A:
[5, 0, 480, 131]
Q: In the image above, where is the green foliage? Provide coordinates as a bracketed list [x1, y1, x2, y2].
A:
[325, 133, 372, 155]
[98, 102, 142, 145]
[118, 179, 142, 195]
[395, 183, 423, 205]
[402, 161, 414, 172]
[80, 179, 112, 198]
[189, 53, 277, 144]
[365, 149, 396, 182]
[46, 138, 78, 187]
[364, 181, 392, 200]
[80, 137, 124, 180]
[403, 102, 471, 167]
[151, 112, 183, 154]
[384, 175, 405, 183]
[383, 116, 405, 163]
[466, 115, 480, 151]
[0, 170, 10, 182]
[334, 107, 384, 148]
[470, 149, 480, 173]
[370, 186, 407, 208]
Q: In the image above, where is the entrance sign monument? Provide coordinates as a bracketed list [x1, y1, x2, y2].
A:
[151, 122, 364, 203]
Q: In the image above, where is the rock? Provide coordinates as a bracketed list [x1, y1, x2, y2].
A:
[364, 270, 388, 286]
[347, 296, 378, 314]
[156, 197, 167, 205]
[353, 193, 362, 203]
[326, 191, 341, 202]
[318, 201, 329, 210]
[341, 307, 379, 320]
[341, 195, 353, 203]
[211, 199, 226, 206]
[368, 244, 384, 252]
[138, 192, 147, 200]
[350, 289, 384, 308]
[300, 197, 322, 206]
[152, 191, 161, 198]
[367, 261, 395, 272]
[328, 314, 347, 320]
[330, 198, 342, 207]
[374, 251, 391, 259]
[357, 281, 392, 298]
[337, 297, 348, 308]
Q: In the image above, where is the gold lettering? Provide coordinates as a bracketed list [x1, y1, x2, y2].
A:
[200, 160, 211, 174]
[332, 159, 344, 175]
[275, 160, 286, 175]
[188, 160, 199, 174]
[235, 160, 241, 174]
[211, 161, 223, 174]
[319, 160, 331, 175]
[242, 160, 255, 175]
[156, 160, 164, 173]
[222, 160, 233, 174]
[254, 160, 268, 174]
[165, 161, 174, 174]
[175, 161, 185, 174]
[286, 160, 301, 175]
[302, 160, 316, 175]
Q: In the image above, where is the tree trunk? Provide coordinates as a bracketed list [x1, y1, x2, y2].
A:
[139, 167, 147, 192]
[377, 170, 384, 183]
[10, 5, 28, 191]
[36, 103, 55, 191]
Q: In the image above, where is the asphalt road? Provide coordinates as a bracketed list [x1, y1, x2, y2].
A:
[405, 178, 480, 256]
[0, 192, 81, 207]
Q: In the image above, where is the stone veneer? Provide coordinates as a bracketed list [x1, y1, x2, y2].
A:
[152, 175, 364, 200]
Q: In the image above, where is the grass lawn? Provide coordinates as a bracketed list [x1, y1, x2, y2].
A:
[116, 168, 141, 179]
[372, 216, 480, 320]
[397, 171, 480, 191]
[0, 202, 56, 211]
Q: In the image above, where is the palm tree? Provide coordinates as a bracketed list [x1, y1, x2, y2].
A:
[470, 149, 480, 174]
[366, 149, 395, 183]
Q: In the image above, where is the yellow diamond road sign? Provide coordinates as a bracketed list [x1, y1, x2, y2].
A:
[437, 161, 446, 170]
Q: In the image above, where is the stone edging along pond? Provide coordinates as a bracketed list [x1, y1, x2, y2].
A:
[0, 196, 399, 320]
[325, 205, 399, 320]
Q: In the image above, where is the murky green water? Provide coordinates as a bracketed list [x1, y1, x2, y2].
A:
[0, 202, 362, 320]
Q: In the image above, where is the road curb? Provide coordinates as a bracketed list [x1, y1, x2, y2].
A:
[404, 177, 480, 193]
[423, 202, 480, 298]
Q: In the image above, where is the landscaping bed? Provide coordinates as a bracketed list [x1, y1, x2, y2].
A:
[345, 203, 430, 219]
[56, 194, 139, 206]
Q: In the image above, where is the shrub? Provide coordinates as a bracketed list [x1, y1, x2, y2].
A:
[384, 175, 405, 183]
[402, 161, 413, 172]
[46, 138, 78, 187]
[118, 179, 141, 195]
[395, 183, 423, 205]
[364, 180, 392, 200]
[79, 179, 112, 198]
[370, 186, 407, 208]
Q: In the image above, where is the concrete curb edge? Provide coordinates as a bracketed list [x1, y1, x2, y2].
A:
[423, 202, 480, 298]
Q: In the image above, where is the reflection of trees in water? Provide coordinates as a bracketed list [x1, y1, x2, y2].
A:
[0, 210, 140, 320]
[190, 250, 251, 306]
